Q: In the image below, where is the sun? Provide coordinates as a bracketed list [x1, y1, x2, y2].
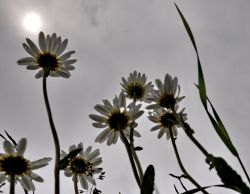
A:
[23, 12, 42, 33]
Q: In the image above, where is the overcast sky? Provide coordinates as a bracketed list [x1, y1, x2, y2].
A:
[0, 0, 250, 193]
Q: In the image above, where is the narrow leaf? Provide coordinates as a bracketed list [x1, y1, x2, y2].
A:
[141, 165, 155, 194]
[175, 3, 207, 108]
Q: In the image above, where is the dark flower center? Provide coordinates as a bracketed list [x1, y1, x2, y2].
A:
[37, 53, 58, 71]
[108, 111, 129, 131]
[70, 157, 91, 174]
[127, 84, 145, 100]
[0, 155, 30, 175]
[159, 94, 176, 109]
[160, 112, 177, 128]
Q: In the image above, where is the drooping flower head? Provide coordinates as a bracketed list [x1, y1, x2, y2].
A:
[148, 107, 187, 139]
[61, 143, 103, 190]
[89, 92, 144, 145]
[121, 71, 154, 102]
[0, 138, 52, 191]
[17, 31, 76, 78]
[146, 73, 184, 110]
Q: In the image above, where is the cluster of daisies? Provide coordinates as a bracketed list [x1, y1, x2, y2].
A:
[0, 137, 103, 192]
[0, 32, 104, 193]
[1, 31, 187, 193]
[90, 70, 186, 144]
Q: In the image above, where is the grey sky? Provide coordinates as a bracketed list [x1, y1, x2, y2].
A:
[0, 0, 250, 193]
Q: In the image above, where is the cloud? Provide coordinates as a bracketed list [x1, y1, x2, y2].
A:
[80, 0, 109, 26]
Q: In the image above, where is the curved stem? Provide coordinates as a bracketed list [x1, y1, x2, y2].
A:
[130, 127, 144, 183]
[169, 129, 209, 194]
[237, 155, 250, 184]
[73, 175, 79, 194]
[43, 76, 60, 194]
[9, 174, 15, 194]
[119, 129, 141, 188]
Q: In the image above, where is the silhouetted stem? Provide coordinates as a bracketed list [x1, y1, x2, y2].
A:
[9, 174, 15, 194]
[130, 127, 144, 183]
[120, 129, 141, 188]
[169, 129, 209, 194]
[172, 109, 210, 158]
[73, 175, 79, 194]
[237, 155, 250, 184]
[43, 76, 60, 194]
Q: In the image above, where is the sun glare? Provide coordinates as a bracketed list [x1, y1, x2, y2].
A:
[23, 12, 42, 33]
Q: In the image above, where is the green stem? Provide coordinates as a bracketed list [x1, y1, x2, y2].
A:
[9, 174, 15, 194]
[130, 127, 144, 183]
[119, 129, 141, 188]
[172, 109, 210, 158]
[43, 76, 60, 194]
[73, 175, 79, 194]
[237, 155, 250, 184]
[169, 129, 209, 194]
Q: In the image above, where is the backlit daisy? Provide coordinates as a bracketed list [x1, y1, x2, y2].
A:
[89, 92, 144, 145]
[146, 73, 185, 110]
[17, 31, 76, 78]
[121, 71, 154, 102]
[148, 107, 187, 139]
[0, 138, 52, 191]
[61, 143, 103, 190]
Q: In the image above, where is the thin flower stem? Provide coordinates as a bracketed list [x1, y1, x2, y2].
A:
[130, 127, 144, 183]
[43, 76, 60, 194]
[237, 155, 250, 184]
[169, 129, 209, 194]
[9, 174, 15, 194]
[119, 129, 141, 188]
[73, 175, 79, 194]
[172, 109, 210, 158]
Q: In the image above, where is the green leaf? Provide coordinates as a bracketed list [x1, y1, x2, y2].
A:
[141, 165, 155, 194]
[213, 157, 250, 194]
[176, 3, 238, 157]
[175, 3, 207, 109]
[59, 148, 82, 169]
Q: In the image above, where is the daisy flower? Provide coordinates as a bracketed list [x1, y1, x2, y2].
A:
[17, 31, 76, 78]
[121, 71, 154, 102]
[0, 138, 52, 191]
[89, 92, 144, 145]
[148, 107, 187, 139]
[146, 73, 185, 110]
[61, 143, 103, 190]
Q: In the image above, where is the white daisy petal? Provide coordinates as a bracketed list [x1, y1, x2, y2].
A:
[79, 175, 88, 190]
[17, 57, 36, 65]
[22, 43, 36, 57]
[95, 128, 111, 143]
[35, 69, 44, 78]
[59, 51, 75, 61]
[30, 157, 52, 170]
[0, 173, 7, 184]
[56, 38, 68, 56]
[26, 65, 40, 70]
[89, 114, 107, 122]
[30, 172, 44, 182]
[38, 31, 47, 52]
[17, 138, 27, 156]
[86, 175, 96, 186]
[26, 38, 40, 54]
[3, 140, 15, 154]
[19, 175, 35, 191]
